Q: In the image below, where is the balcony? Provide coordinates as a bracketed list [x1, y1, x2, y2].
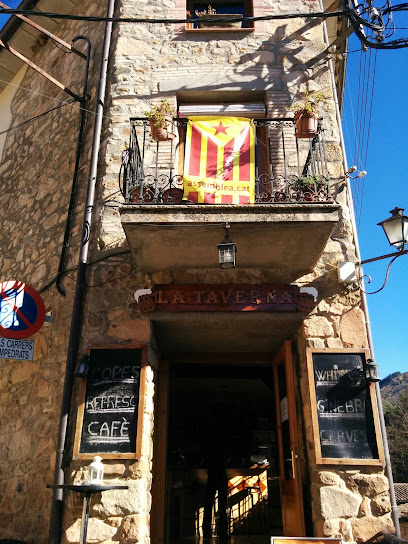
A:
[119, 117, 339, 280]
[120, 118, 332, 205]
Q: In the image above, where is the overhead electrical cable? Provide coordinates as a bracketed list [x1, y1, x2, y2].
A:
[0, 7, 355, 23]
[0, 79, 112, 121]
[357, 47, 377, 230]
[0, 99, 76, 136]
[1, 3, 408, 48]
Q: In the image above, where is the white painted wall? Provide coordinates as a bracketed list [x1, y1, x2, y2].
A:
[0, 66, 27, 160]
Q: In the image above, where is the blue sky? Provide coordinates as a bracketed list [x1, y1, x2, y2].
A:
[342, 15, 408, 378]
[0, 0, 20, 28]
[0, 3, 406, 378]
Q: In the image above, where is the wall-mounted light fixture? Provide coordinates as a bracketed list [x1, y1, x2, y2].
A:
[377, 207, 408, 251]
[346, 165, 367, 178]
[338, 207, 408, 293]
[218, 222, 237, 269]
[365, 358, 380, 383]
[75, 354, 89, 378]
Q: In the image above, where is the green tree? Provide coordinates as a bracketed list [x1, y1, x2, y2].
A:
[383, 387, 408, 482]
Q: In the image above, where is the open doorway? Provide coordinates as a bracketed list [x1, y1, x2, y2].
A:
[166, 363, 283, 544]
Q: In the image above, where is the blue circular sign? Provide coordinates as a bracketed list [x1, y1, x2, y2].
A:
[0, 281, 45, 339]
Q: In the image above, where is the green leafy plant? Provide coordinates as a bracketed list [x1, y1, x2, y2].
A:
[144, 99, 176, 129]
[195, 4, 217, 16]
[293, 174, 328, 190]
[288, 90, 327, 117]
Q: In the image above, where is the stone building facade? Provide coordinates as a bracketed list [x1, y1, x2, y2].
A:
[0, 1, 396, 544]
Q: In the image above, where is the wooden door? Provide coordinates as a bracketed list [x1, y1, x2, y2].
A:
[273, 341, 305, 536]
[151, 360, 169, 544]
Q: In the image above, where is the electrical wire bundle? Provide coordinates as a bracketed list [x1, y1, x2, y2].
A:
[344, 0, 408, 49]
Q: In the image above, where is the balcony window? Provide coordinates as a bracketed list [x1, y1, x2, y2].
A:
[186, 0, 254, 30]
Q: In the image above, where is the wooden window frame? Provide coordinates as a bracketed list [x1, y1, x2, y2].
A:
[186, 0, 254, 31]
[306, 348, 384, 466]
[73, 344, 148, 460]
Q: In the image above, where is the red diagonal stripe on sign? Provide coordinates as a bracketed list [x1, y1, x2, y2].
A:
[0, 290, 32, 327]
[189, 123, 202, 176]
[206, 136, 218, 178]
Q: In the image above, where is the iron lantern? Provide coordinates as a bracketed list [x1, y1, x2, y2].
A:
[218, 222, 236, 269]
[218, 237, 237, 269]
[377, 207, 408, 251]
[365, 358, 380, 383]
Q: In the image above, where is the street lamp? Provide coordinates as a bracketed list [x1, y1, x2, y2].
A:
[218, 222, 237, 269]
[377, 207, 408, 251]
[337, 206, 408, 293]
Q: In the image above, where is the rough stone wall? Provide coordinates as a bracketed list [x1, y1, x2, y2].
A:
[0, 0, 395, 543]
[0, 2, 106, 541]
[295, 286, 394, 541]
[90, 1, 394, 543]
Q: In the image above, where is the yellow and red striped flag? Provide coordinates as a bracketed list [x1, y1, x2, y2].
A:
[183, 116, 255, 204]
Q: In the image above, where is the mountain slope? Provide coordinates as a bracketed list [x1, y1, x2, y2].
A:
[380, 371, 408, 405]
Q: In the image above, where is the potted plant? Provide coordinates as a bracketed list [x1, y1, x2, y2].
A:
[292, 174, 328, 202]
[288, 91, 326, 139]
[162, 186, 184, 204]
[195, 5, 243, 29]
[129, 182, 155, 203]
[144, 99, 177, 142]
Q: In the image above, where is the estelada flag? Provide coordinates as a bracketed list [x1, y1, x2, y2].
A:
[183, 116, 255, 204]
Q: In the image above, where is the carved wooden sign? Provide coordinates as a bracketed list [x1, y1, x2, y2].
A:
[137, 285, 315, 313]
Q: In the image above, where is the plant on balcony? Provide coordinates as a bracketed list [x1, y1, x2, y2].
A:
[288, 91, 326, 139]
[293, 174, 328, 202]
[195, 5, 243, 29]
[128, 180, 156, 203]
[144, 99, 177, 142]
[162, 186, 184, 204]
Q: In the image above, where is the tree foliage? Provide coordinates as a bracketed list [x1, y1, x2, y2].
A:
[383, 387, 408, 482]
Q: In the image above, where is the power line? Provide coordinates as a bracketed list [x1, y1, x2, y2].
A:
[2, 4, 408, 48]
[0, 79, 112, 122]
[0, 7, 354, 23]
[0, 99, 75, 136]
[344, 0, 408, 49]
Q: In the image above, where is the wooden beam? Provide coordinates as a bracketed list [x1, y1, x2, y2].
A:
[327, 24, 354, 50]
[0, 38, 81, 101]
[324, 0, 341, 15]
[0, 1, 86, 58]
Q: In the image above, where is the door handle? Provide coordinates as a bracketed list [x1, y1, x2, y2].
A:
[285, 450, 297, 479]
[291, 450, 297, 479]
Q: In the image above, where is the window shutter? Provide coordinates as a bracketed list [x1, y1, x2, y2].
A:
[178, 103, 266, 118]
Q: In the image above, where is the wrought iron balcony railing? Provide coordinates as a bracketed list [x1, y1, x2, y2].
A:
[119, 118, 331, 205]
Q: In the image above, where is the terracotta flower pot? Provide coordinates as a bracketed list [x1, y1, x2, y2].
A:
[149, 114, 177, 142]
[129, 186, 155, 203]
[294, 111, 318, 139]
[296, 188, 315, 202]
[295, 184, 328, 202]
[162, 187, 184, 204]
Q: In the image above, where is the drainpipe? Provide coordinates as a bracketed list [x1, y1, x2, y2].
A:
[318, 0, 400, 536]
[48, 1, 116, 543]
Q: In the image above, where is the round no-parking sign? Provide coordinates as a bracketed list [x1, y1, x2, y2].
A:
[0, 281, 46, 339]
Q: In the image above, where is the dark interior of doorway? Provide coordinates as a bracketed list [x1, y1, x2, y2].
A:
[167, 363, 283, 544]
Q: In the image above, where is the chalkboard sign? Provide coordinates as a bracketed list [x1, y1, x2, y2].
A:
[307, 349, 384, 465]
[74, 346, 147, 459]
